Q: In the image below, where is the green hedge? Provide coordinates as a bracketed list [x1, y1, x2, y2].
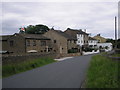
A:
[68, 49, 78, 53]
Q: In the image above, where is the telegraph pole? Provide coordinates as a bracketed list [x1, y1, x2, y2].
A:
[115, 16, 117, 49]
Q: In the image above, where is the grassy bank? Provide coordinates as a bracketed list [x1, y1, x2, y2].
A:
[111, 54, 120, 57]
[2, 58, 56, 78]
[86, 54, 119, 88]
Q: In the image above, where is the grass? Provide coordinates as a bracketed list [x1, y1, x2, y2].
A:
[2, 58, 56, 78]
[86, 54, 119, 88]
[111, 54, 120, 57]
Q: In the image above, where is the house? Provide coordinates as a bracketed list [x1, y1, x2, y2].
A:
[0, 33, 52, 54]
[44, 29, 81, 55]
[64, 28, 89, 47]
[0, 35, 12, 54]
[88, 37, 98, 48]
[93, 34, 106, 43]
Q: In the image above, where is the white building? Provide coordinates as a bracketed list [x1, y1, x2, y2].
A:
[88, 37, 98, 48]
[97, 43, 113, 51]
[64, 28, 89, 47]
[76, 34, 84, 46]
[76, 31, 89, 47]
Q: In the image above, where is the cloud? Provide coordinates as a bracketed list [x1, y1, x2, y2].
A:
[2, 0, 120, 2]
[2, 2, 118, 39]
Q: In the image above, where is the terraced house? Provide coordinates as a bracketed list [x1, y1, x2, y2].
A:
[64, 28, 89, 48]
[1, 33, 53, 54]
[44, 29, 81, 56]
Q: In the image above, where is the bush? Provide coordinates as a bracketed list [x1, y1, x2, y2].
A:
[94, 48, 98, 52]
[68, 49, 78, 53]
[83, 47, 94, 52]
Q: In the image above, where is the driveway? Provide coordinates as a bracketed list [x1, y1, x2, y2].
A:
[2, 54, 94, 88]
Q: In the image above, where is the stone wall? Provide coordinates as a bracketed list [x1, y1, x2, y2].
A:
[2, 52, 82, 65]
[2, 53, 59, 65]
[60, 53, 81, 57]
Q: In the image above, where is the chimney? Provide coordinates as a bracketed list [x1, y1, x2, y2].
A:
[51, 26, 54, 30]
[67, 28, 71, 30]
[97, 34, 101, 36]
[84, 29, 86, 32]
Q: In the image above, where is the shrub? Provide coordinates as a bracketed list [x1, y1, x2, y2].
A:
[83, 47, 94, 52]
[68, 49, 78, 53]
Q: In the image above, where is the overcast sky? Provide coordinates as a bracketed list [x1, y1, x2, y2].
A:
[1, 0, 119, 39]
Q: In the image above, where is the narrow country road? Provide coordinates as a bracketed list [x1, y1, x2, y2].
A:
[2, 54, 94, 88]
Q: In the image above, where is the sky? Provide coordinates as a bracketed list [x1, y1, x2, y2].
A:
[1, 0, 120, 39]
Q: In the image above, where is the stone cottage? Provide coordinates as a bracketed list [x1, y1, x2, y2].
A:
[93, 34, 106, 43]
[44, 29, 81, 55]
[0, 33, 52, 54]
[64, 28, 89, 48]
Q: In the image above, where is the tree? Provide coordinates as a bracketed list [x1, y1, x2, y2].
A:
[19, 24, 50, 34]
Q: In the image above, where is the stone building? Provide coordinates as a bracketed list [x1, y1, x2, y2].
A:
[64, 28, 89, 47]
[93, 34, 106, 43]
[44, 29, 81, 55]
[0, 33, 52, 54]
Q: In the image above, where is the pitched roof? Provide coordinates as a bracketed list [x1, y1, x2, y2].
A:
[64, 28, 89, 39]
[65, 28, 89, 35]
[89, 37, 97, 40]
[0, 35, 12, 41]
[15, 33, 50, 40]
[52, 30, 77, 40]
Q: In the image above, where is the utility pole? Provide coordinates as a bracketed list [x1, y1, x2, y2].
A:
[115, 16, 117, 49]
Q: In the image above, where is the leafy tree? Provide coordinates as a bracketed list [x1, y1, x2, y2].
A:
[106, 38, 120, 49]
[19, 24, 50, 34]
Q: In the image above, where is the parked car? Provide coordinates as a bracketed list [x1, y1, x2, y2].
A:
[0, 51, 13, 54]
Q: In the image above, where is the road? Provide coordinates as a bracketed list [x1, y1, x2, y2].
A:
[2, 54, 93, 88]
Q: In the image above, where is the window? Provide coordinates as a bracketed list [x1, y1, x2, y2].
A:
[54, 40, 56, 43]
[41, 41, 46, 46]
[89, 45, 93, 48]
[10, 40, 14, 46]
[78, 41, 80, 43]
[74, 40, 76, 43]
[26, 40, 30, 46]
[33, 40, 36, 46]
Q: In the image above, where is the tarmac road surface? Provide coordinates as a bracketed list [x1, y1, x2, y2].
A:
[2, 54, 94, 88]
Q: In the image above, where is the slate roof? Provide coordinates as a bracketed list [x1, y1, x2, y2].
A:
[17, 33, 51, 40]
[89, 37, 97, 40]
[0, 35, 12, 41]
[65, 28, 89, 35]
[53, 30, 77, 40]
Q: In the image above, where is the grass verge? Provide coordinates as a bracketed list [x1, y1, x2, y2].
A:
[111, 54, 120, 57]
[86, 54, 119, 88]
[2, 58, 56, 78]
